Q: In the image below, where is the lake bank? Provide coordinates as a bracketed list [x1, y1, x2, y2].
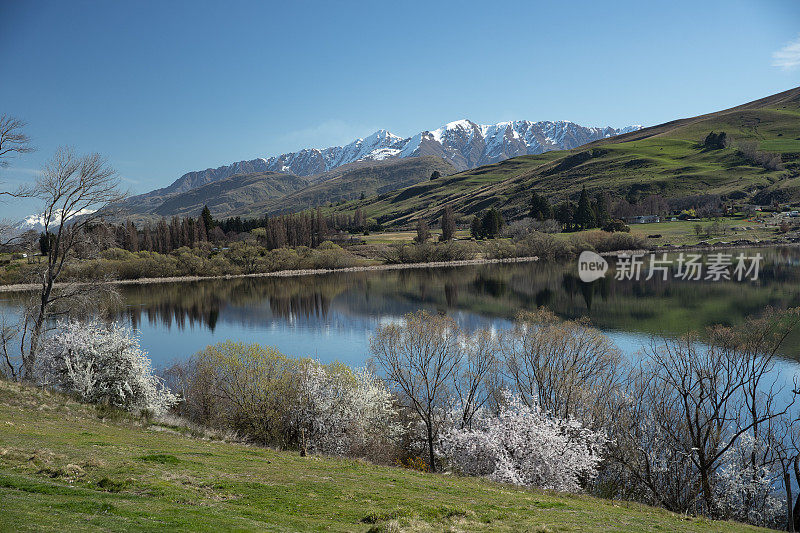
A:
[0, 256, 539, 293]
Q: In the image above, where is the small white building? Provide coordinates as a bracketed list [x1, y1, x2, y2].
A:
[626, 215, 660, 224]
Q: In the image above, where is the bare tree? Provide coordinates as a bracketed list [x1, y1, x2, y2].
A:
[770, 416, 799, 531]
[414, 219, 430, 244]
[370, 310, 461, 471]
[0, 115, 34, 167]
[611, 309, 800, 519]
[502, 309, 622, 427]
[454, 327, 498, 429]
[2, 147, 125, 379]
[0, 114, 34, 247]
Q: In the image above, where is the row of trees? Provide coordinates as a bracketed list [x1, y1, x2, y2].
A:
[530, 187, 611, 231]
[150, 306, 800, 529]
[371, 308, 800, 529]
[45, 205, 374, 258]
[470, 208, 504, 239]
[217, 207, 373, 238]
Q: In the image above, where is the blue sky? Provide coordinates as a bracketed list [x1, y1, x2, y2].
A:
[1, 0, 799, 219]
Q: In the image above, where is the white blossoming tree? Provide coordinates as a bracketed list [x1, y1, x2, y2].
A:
[36, 320, 177, 415]
[440, 392, 606, 493]
[714, 432, 783, 527]
[298, 361, 401, 458]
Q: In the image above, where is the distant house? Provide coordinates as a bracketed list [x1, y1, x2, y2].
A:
[626, 215, 660, 224]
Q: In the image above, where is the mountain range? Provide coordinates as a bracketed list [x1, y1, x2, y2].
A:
[336, 86, 800, 227]
[109, 119, 640, 223]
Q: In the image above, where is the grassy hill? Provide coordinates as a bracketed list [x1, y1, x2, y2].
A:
[0, 380, 764, 532]
[153, 171, 310, 219]
[229, 156, 456, 218]
[333, 87, 800, 227]
[119, 156, 455, 224]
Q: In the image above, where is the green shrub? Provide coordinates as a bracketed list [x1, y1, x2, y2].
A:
[515, 232, 576, 261]
[381, 242, 477, 264]
[190, 341, 305, 446]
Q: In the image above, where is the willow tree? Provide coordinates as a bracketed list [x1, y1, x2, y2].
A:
[370, 311, 461, 471]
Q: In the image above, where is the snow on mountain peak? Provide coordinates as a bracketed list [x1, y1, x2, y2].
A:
[12, 208, 97, 234]
[444, 119, 475, 130]
[151, 118, 642, 198]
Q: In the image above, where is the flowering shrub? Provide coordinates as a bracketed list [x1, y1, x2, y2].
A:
[714, 432, 782, 527]
[298, 362, 401, 457]
[440, 393, 606, 492]
[36, 320, 177, 415]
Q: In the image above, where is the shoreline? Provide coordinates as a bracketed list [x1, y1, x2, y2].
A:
[1, 240, 797, 294]
[0, 256, 540, 294]
[600, 240, 800, 258]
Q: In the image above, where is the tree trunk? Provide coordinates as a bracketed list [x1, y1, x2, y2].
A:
[23, 276, 52, 380]
[699, 461, 715, 516]
[785, 471, 794, 532]
[426, 420, 436, 473]
[793, 457, 800, 531]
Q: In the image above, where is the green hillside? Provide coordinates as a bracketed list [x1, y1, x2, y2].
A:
[334, 87, 800, 227]
[119, 156, 455, 224]
[230, 155, 456, 218]
[0, 380, 764, 532]
[153, 171, 309, 218]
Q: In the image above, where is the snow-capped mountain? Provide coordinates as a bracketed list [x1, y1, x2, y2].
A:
[155, 119, 641, 197]
[11, 209, 97, 234]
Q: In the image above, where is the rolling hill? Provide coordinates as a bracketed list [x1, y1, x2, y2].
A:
[228, 156, 456, 218]
[116, 156, 455, 223]
[106, 117, 639, 225]
[333, 87, 800, 227]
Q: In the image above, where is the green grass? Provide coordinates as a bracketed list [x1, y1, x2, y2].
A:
[361, 217, 779, 248]
[585, 217, 778, 247]
[0, 380, 765, 532]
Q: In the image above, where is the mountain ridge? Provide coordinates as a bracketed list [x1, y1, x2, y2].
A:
[332, 86, 800, 227]
[102, 118, 639, 223]
[130, 119, 640, 201]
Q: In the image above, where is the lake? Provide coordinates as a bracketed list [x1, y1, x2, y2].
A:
[2, 246, 800, 368]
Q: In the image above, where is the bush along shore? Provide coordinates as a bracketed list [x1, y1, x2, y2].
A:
[0, 255, 540, 293]
[3, 308, 800, 530]
[0, 229, 648, 288]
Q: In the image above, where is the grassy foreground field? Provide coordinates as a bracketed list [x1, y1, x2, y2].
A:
[0, 380, 764, 532]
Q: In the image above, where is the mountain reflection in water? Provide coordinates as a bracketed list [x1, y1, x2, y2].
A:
[1, 247, 799, 367]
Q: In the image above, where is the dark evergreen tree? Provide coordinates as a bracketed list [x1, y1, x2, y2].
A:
[481, 208, 504, 239]
[575, 186, 596, 230]
[200, 205, 214, 235]
[470, 215, 483, 239]
[430, 170, 441, 180]
[440, 206, 456, 241]
[593, 192, 610, 226]
[529, 191, 552, 220]
[554, 201, 575, 231]
[38, 232, 51, 255]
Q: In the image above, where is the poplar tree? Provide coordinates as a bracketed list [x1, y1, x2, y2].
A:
[441, 206, 456, 241]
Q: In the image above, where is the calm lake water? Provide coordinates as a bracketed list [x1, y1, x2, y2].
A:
[2, 246, 800, 369]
